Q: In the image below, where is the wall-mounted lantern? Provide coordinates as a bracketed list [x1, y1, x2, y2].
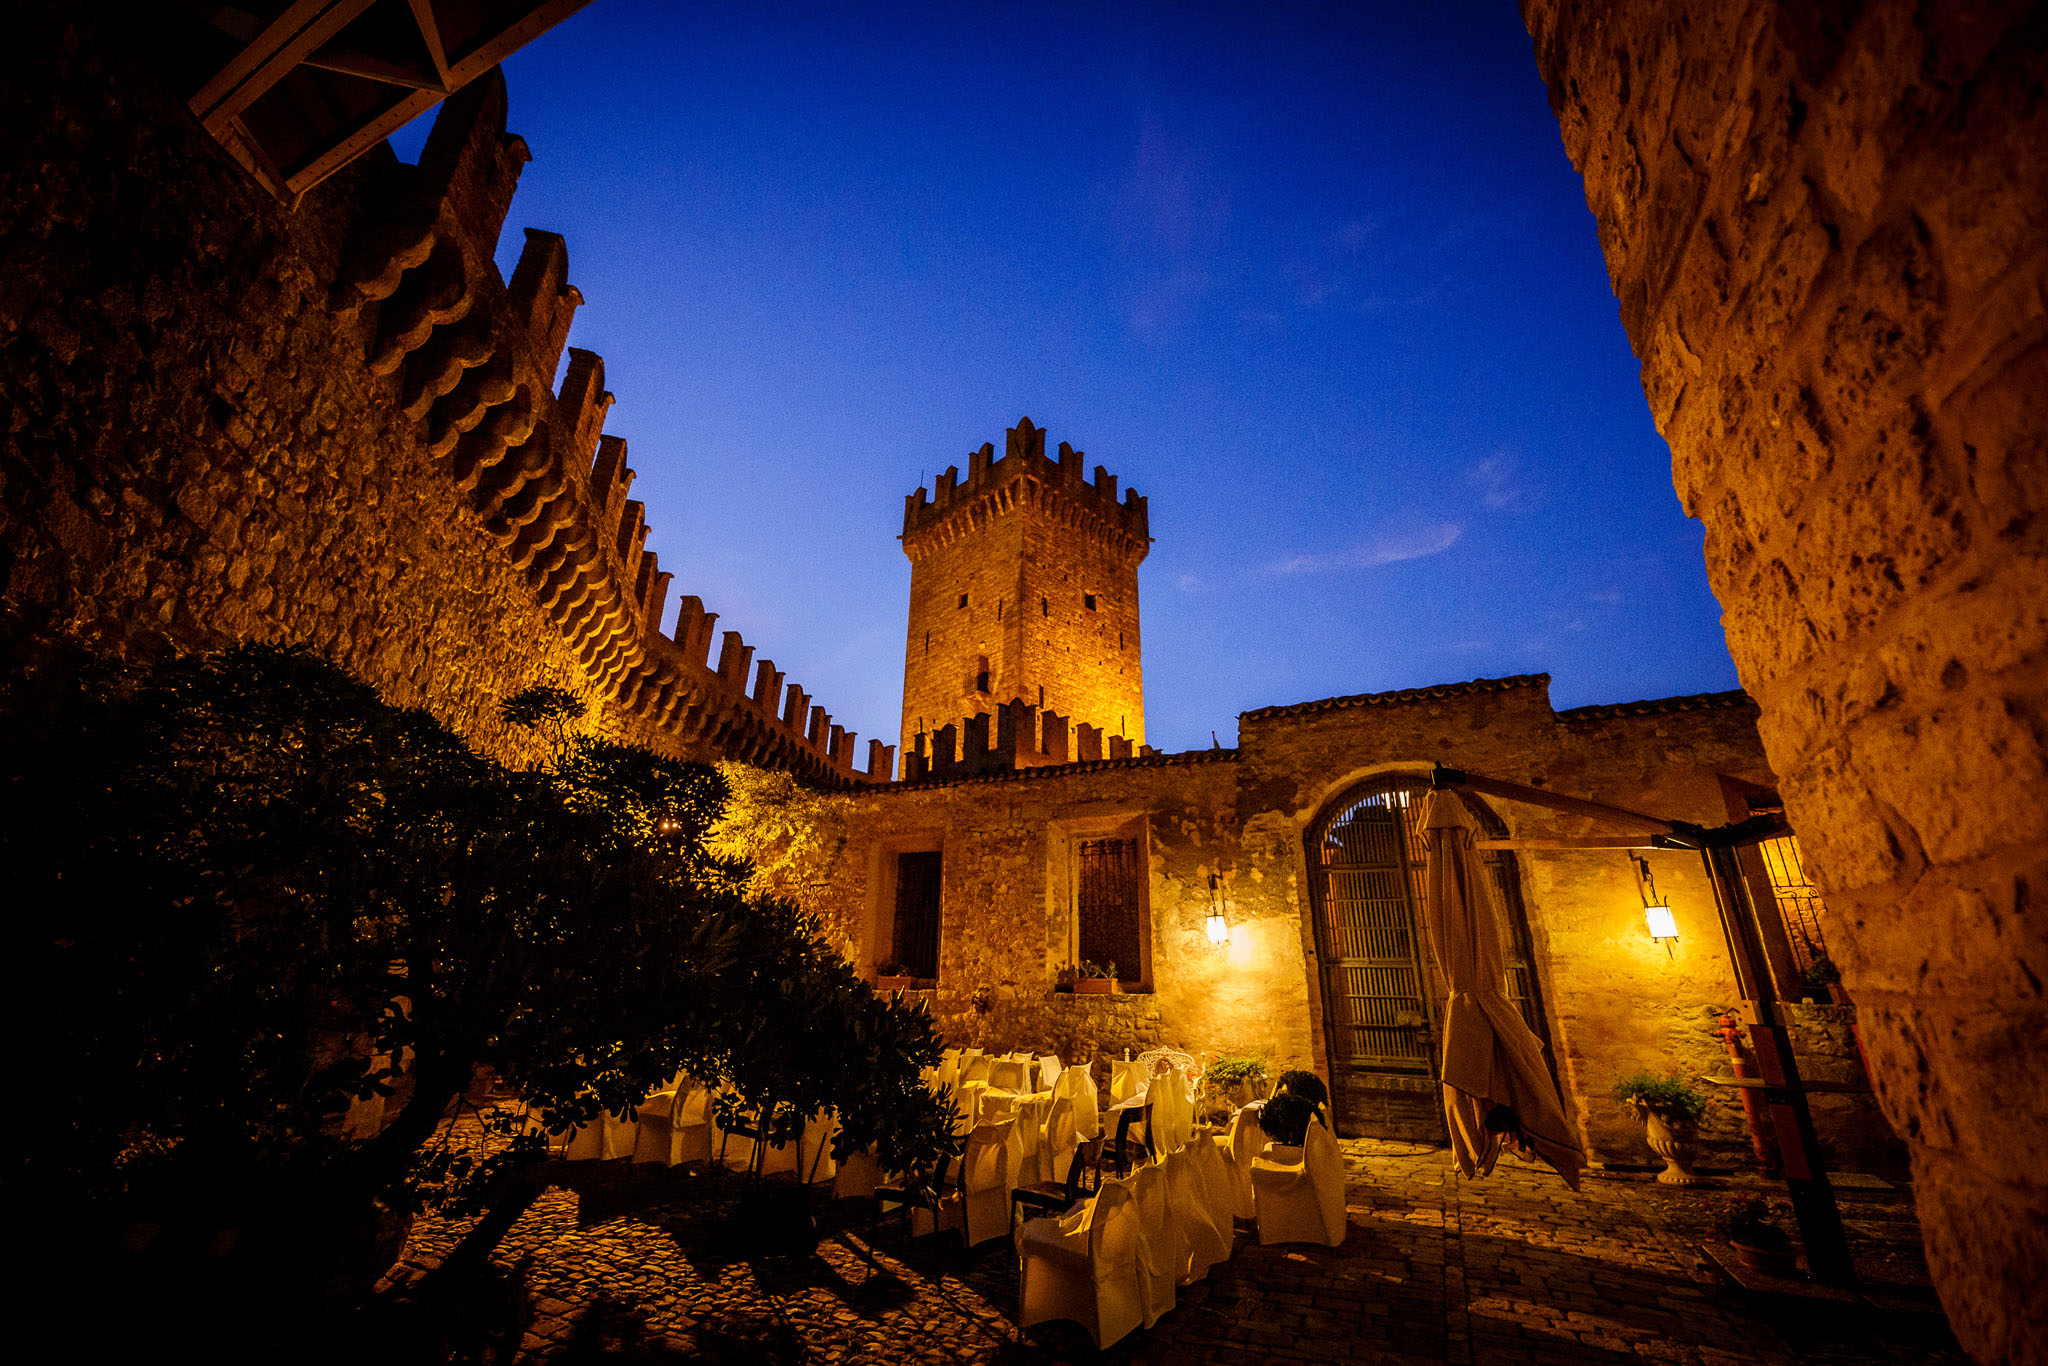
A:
[1632, 854, 1677, 957]
[1206, 872, 1231, 946]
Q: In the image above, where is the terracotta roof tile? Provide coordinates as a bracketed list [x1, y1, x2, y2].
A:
[1238, 674, 1552, 722]
[1554, 689, 1758, 722]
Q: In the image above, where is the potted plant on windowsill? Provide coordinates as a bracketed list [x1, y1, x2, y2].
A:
[1613, 1072, 1709, 1185]
[874, 960, 928, 992]
[1074, 960, 1119, 994]
[1714, 1195, 1799, 1277]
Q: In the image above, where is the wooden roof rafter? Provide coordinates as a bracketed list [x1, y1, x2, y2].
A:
[178, 0, 593, 203]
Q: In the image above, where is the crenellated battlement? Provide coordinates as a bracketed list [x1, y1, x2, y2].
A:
[327, 71, 888, 785]
[900, 417, 1150, 564]
[900, 699, 1153, 781]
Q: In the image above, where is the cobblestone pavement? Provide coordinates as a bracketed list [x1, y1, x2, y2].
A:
[383, 1133, 1962, 1365]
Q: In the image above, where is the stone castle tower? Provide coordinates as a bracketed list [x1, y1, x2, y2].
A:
[899, 418, 1150, 776]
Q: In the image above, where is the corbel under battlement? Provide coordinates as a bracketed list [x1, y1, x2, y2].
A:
[900, 417, 1150, 564]
[326, 71, 887, 786]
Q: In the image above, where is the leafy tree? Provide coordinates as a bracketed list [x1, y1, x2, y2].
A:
[1, 645, 951, 1301]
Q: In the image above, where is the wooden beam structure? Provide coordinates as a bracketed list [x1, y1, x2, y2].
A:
[176, 0, 594, 202]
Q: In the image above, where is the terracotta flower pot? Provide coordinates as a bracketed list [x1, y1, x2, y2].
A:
[1730, 1238, 1799, 1277]
[1074, 978, 1116, 995]
[1643, 1109, 1704, 1185]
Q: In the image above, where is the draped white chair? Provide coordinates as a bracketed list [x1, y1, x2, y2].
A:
[1127, 1162, 1177, 1328]
[987, 1054, 1031, 1093]
[657, 1085, 714, 1166]
[1223, 1101, 1265, 1220]
[1016, 1176, 1144, 1350]
[961, 1052, 994, 1087]
[1149, 1070, 1195, 1156]
[833, 1148, 881, 1200]
[1037, 1054, 1063, 1093]
[1043, 1092, 1080, 1187]
[564, 1104, 637, 1161]
[630, 1087, 678, 1164]
[1188, 1130, 1241, 1254]
[936, 1048, 963, 1091]
[1110, 1058, 1143, 1106]
[1252, 1116, 1347, 1247]
[1053, 1063, 1101, 1141]
[1005, 1090, 1053, 1187]
[1164, 1145, 1232, 1283]
[914, 1117, 1015, 1248]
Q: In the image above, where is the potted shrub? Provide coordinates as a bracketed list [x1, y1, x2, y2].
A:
[1202, 1055, 1270, 1110]
[1613, 1072, 1709, 1185]
[1074, 960, 1119, 995]
[874, 960, 923, 991]
[1714, 1195, 1799, 1276]
[1801, 953, 1846, 1005]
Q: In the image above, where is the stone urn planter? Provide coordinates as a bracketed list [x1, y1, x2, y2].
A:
[1612, 1073, 1709, 1186]
[1641, 1109, 1705, 1185]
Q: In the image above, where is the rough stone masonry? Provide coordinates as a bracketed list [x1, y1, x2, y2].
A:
[1520, 3, 2048, 1361]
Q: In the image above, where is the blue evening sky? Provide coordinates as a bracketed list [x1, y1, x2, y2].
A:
[393, 1, 1740, 756]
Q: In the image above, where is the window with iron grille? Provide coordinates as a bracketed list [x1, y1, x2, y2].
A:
[1756, 833, 1829, 972]
[891, 850, 942, 980]
[1076, 836, 1143, 981]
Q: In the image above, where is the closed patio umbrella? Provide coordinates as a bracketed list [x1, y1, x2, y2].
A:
[1419, 791, 1583, 1188]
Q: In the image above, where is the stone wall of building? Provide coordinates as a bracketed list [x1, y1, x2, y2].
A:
[0, 6, 887, 784]
[807, 672, 1897, 1170]
[1521, 3, 2047, 1356]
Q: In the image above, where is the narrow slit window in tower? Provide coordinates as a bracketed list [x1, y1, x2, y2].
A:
[958, 593, 968, 609]
[975, 654, 990, 694]
[1084, 593, 1097, 611]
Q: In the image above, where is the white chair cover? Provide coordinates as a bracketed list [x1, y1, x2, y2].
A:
[1251, 1116, 1347, 1247]
[987, 1054, 1031, 1093]
[1223, 1101, 1265, 1220]
[630, 1088, 677, 1164]
[1044, 1092, 1080, 1186]
[1110, 1058, 1143, 1106]
[1127, 1162, 1177, 1328]
[962, 1052, 994, 1087]
[1164, 1145, 1232, 1283]
[660, 1085, 714, 1166]
[1016, 1176, 1144, 1350]
[833, 1149, 881, 1200]
[1003, 1090, 1053, 1187]
[1187, 1131, 1242, 1254]
[915, 1117, 1015, 1248]
[936, 1048, 963, 1091]
[1038, 1054, 1063, 1092]
[1150, 1070, 1195, 1156]
[1053, 1063, 1101, 1141]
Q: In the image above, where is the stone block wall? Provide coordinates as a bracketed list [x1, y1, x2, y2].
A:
[1522, 3, 2046, 1355]
[805, 671, 1895, 1169]
[0, 5, 885, 783]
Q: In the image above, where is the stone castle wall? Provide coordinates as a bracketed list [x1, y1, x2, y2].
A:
[0, 7, 887, 783]
[808, 673, 1899, 1170]
[1521, 2, 2047, 1355]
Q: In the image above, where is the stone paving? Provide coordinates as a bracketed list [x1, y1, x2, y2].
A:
[381, 1129, 1963, 1364]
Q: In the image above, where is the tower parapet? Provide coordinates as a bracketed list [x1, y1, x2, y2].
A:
[901, 417, 1150, 563]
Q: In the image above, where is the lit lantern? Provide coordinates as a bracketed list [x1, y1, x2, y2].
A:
[1632, 853, 1678, 958]
[1206, 872, 1231, 946]
[1645, 903, 1679, 944]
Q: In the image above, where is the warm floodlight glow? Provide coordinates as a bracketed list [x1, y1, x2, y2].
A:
[1206, 911, 1230, 945]
[1645, 904, 1678, 941]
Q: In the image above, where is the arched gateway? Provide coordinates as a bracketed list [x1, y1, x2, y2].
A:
[1304, 775, 1552, 1139]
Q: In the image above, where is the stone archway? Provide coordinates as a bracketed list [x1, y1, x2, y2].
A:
[1304, 775, 1552, 1139]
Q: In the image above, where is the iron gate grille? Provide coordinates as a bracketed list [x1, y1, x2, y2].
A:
[1315, 790, 1433, 1072]
[1077, 836, 1142, 979]
[1756, 833, 1830, 971]
[892, 850, 943, 979]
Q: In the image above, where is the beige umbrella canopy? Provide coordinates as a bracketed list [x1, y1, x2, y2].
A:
[1418, 791, 1583, 1189]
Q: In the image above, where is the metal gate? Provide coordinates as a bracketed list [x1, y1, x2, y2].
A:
[1306, 777, 1553, 1138]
